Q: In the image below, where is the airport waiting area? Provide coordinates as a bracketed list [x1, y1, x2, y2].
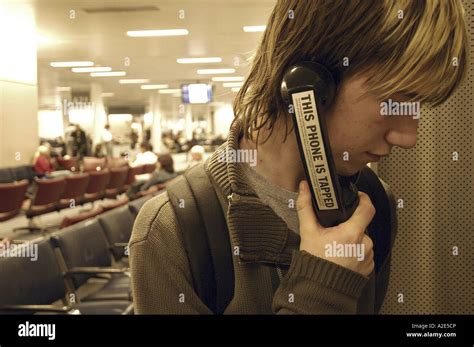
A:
[0, 2, 472, 341]
[0, 154, 172, 314]
[0, 0, 234, 315]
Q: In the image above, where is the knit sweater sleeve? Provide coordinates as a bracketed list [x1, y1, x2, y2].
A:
[129, 192, 212, 314]
[272, 250, 370, 314]
[130, 192, 373, 314]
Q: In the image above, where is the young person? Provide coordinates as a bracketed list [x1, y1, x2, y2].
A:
[129, 0, 468, 314]
[131, 142, 158, 167]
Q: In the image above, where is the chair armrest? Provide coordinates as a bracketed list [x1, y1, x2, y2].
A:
[65, 266, 129, 275]
[113, 242, 128, 248]
[0, 304, 73, 313]
[121, 303, 134, 315]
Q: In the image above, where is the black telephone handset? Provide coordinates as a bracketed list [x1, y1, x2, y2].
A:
[281, 62, 360, 228]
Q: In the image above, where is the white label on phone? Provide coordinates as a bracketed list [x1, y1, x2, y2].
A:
[292, 90, 338, 210]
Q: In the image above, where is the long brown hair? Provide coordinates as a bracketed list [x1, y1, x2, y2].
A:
[233, 0, 469, 144]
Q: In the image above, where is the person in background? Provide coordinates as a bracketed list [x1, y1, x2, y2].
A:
[54, 136, 66, 157]
[64, 123, 76, 156]
[140, 154, 178, 191]
[176, 131, 188, 152]
[85, 134, 93, 157]
[130, 129, 138, 150]
[186, 145, 205, 169]
[131, 142, 158, 167]
[33, 145, 54, 175]
[126, 154, 177, 198]
[71, 124, 87, 158]
[93, 143, 106, 158]
[101, 124, 114, 157]
[144, 128, 151, 143]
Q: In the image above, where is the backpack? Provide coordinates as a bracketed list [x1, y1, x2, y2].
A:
[167, 163, 396, 314]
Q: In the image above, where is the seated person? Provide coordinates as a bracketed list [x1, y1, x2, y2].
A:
[141, 154, 178, 191]
[127, 154, 178, 198]
[33, 145, 54, 175]
[93, 143, 106, 158]
[186, 145, 205, 169]
[131, 142, 158, 167]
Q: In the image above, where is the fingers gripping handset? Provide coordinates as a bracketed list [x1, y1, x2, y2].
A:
[281, 62, 360, 228]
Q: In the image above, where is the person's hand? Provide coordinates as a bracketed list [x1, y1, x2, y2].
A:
[296, 180, 375, 277]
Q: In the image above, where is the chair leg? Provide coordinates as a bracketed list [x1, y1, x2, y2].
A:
[13, 217, 43, 233]
[12, 226, 42, 233]
[41, 222, 62, 234]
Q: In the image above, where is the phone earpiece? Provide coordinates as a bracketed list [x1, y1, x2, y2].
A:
[281, 61, 360, 227]
[281, 62, 336, 110]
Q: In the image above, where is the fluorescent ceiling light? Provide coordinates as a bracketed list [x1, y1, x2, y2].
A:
[212, 76, 244, 82]
[243, 25, 266, 32]
[177, 57, 222, 64]
[56, 87, 71, 92]
[223, 82, 244, 88]
[50, 61, 94, 67]
[197, 68, 235, 75]
[91, 71, 127, 77]
[141, 84, 169, 90]
[119, 79, 150, 84]
[159, 89, 182, 94]
[72, 67, 112, 73]
[101, 92, 115, 97]
[126, 29, 189, 37]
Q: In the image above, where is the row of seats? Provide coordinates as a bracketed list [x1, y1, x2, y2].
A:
[0, 164, 157, 226]
[0, 165, 36, 184]
[59, 198, 128, 229]
[81, 157, 155, 174]
[0, 193, 156, 315]
[0, 156, 155, 184]
[59, 181, 164, 229]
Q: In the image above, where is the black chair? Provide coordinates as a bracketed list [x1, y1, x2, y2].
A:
[12, 165, 36, 182]
[0, 168, 14, 183]
[98, 206, 134, 262]
[50, 220, 132, 302]
[128, 195, 153, 217]
[0, 165, 35, 184]
[0, 239, 132, 314]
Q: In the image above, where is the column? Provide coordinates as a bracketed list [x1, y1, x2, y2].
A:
[150, 93, 162, 153]
[0, 1, 39, 167]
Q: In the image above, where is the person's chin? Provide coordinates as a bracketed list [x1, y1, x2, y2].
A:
[336, 161, 366, 176]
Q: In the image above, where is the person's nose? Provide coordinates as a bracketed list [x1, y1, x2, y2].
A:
[385, 118, 419, 150]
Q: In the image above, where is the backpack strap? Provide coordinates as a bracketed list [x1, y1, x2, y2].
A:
[167, 163, 234, 314]
[356, 166, 397, 274]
